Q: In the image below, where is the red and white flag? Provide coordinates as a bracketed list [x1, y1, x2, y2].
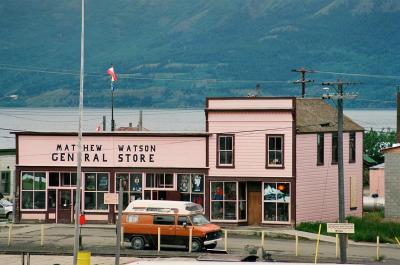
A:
[96, 124, 101, 132]
[107, 65, 117, 82]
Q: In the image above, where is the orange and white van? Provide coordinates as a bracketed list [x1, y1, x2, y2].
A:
[122, 200, 222, 251]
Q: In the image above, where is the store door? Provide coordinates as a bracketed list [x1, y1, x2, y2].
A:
[58, 190, 73, 223]
[247, 182, 262, 225]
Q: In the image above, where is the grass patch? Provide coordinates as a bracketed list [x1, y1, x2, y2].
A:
[296, 211, 400, 244]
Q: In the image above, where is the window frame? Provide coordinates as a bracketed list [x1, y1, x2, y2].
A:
[20, 171, 47, 211]
[210, 181, 247, 222]
[266, 134, 285, 169]
[317, 133, 325, 166]
[349, 132, 356, 163]
[83, 172, 110, 212]
[177, 173, 205, 208]
[114, 172, 143, 211]
[262, 182, 291, 224]
[216, 134, 235, 168]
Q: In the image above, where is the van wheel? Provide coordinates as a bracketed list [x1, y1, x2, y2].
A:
[206, 243, 217, 249]
[191, 239, 203, 252]
[131, 236, 145, 250]
[6, 212, 12, 222]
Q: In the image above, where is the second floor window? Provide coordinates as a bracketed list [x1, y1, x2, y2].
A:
[332, 132, 338, 164]
[266, 135, 284, 167]
[217, 134, 234, 166]
[349, 132, 356, 163]
[317, 133, 324, 165]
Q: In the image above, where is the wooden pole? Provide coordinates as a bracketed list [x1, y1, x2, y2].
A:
[120, 226, 124, 248]
[295, 232, 298, 257]
[314, 224, 322, 264]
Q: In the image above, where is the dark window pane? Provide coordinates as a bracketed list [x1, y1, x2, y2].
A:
[211, 201, 223, 219]
[61, 173, 71, 186]
[48, 190, 56, 209]
[239, 201, 246, 219]
[276, 137, 282, 149]
[84, 192, 96, 210]
[97, 174, 109, 191]
[22, 191, 33, 209]
[22, 173, 34, 190]
[277, 203, 289, 221]
[191, 194, 204, 207]
[85, 174, 96, 191]
[146, 174, 154, 188]
[34, 191, 46, 209]
[178, 216, 189, 226]
[165, 174, 173, 187]
[264, 202, 276, 221]
[153, 215, 175, 225]
[116, 174, 129, 191]
[211, 182, 223, 200]
[178, 174, 190, 192]
[130, 174, 142, 191]
[97, 192, 107, 210]
[219, 137, 226, 150]
[34, 173, 46, 190]
[224, 201, 236, 220]
[71, 173, 77, 186]
[226, 136, 232, 150]
[226, 151, 232, 164]
[239, 182, 246, 200]
[269, 137, 275, 150]
[60, 191, 71, 209]
[49, 172, 60, 187]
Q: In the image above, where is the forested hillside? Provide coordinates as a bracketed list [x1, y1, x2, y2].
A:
[0, 0, 399, 108]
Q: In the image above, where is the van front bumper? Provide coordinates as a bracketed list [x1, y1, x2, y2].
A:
[204, 237, 222, 245]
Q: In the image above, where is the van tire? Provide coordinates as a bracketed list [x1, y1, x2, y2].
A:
[206, 243, 217, 249]
[191, 239, 203, 252]
[6, 212, 12, 222]
[131, 236, 145, 250]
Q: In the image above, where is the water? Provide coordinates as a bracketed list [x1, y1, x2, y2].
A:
[0, 108, 395, 149]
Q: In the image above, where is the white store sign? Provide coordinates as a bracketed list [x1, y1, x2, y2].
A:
[327, 223, 355, 234]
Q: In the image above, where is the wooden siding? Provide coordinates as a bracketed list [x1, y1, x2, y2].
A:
[208, 111, 293, 177]
[296, 132, 363, 223]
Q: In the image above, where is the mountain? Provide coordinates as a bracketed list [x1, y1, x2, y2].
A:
[0, 0, 399, 108]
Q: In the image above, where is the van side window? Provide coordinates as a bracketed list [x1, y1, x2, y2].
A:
[177, 216, 189, 226]
[127, 215, 139, 223]
[153, 215, 175, 225]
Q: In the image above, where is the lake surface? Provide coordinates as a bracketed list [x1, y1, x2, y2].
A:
[0, 108, 395, 149]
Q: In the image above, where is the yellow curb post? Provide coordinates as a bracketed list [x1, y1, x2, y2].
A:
[295, 232, 299, 257]
[157, 227, 161, 253]
[120, 226, 124, 248]
[189, 227, 193, 253]
[8, 224, 12, 246]
[314, 223, 322, 264]
[395, 236, 400, 247]
[261, 231, 265, 249]
[224, 229, 228, 252]
[335, 234, 339, 258]
[40, 224, 44, 247]
[376, 236, 380, 261]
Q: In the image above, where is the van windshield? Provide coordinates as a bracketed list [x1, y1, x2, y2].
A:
[190, 214, 210, 225]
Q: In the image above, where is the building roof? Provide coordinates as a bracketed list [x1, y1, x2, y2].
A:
[116, 126, 149, 132]
[296, 98, 364, 133]
[382, 144, 400, 153]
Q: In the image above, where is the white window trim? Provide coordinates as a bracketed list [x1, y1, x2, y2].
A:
[218, 135, 234, 166]
[83, 172, 110, 212]
[20, 171, 48, 211]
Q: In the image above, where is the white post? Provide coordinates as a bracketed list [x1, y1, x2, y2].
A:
[224, 229, 228, 252]
[157, 227, 161, 253]
[40, 224, 44, 247]
[295, 232, 298, 257]
[188, 227, 193, 253]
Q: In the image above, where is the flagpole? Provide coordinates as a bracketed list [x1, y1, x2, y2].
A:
[111, 80, 115, 131]
[73, 0, 84, 263]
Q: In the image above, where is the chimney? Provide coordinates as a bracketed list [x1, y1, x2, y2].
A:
[397, 88, 400, 143]
[129, 122, 132, 127]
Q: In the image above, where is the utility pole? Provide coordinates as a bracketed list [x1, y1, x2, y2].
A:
[73, 0, 85, 264]
[322, 80, 358, 264]
[292, 67, 314, 98]
[115, 178, 124, 265]
[396, 86, 400, 143]
[111, 84, 115, 131]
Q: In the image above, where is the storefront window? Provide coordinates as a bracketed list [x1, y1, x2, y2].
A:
[263, 182, 290, 222]
[177, 174, 204, 207]
[21, 172, 46, 210]
[210, 181, 246, 221]
[116, 173, 143, 209]
[146, 173, 174, 188]
[84, 173, 109, 211]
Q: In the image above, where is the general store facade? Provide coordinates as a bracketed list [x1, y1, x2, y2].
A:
[13, 97, 363, 225]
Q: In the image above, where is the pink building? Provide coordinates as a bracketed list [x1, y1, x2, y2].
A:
[13, 97, 363, 225]
[369, 164, 385, 197]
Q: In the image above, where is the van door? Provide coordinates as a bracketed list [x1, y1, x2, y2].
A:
[175, 216, 190, 246]
[153, 215, 176, 245]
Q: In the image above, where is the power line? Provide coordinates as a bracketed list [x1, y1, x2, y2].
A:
[314, 70, 400, 80]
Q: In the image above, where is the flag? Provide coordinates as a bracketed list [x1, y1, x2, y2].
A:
[107, 65, 117, 82]
[96, 124, 101, 132]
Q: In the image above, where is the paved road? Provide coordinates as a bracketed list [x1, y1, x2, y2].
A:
[0, 224, 399, 264]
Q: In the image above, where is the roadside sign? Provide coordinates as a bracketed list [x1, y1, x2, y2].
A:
[104, 193, 119, 204]
[327, 223, 355, 234]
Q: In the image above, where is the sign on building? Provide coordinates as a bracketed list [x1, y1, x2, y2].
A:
[104, 193, 119, 204]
